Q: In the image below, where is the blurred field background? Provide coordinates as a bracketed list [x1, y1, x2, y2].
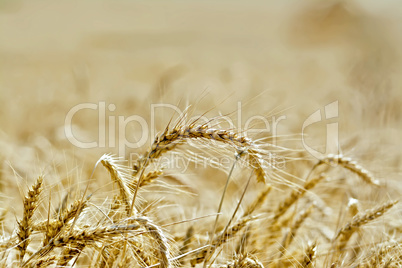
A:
[1, 0, 402, 267]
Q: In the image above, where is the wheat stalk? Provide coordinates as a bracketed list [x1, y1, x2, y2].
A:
[100, 154, 133, 215]
[135, 216, 170, 268]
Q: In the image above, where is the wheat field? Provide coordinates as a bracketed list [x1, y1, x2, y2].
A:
[1, 1, 402, 267]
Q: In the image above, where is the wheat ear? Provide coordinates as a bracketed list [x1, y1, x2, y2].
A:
[27, 256, 56, 268]
[334, 200, 398, 251]
[262, 175, 323, 250]
[57, 243, 85, 266]
[133, 124, 267, 183]
[300, 242, 317, 268]
[319, 154, 380, 186]
[129, 169, 163, 190]
[273, 174, 324, 223]
[17, 176, 43, 261]
[242, 185, 272, 218]
[278, 205, 314, 258]
[22, 223, 141, 267]
[357, 241, 400, 268]
[41, 199, 87, 246]
[179, 226, 194, 265]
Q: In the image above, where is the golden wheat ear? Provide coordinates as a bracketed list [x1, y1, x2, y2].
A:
[278, 205, 314, 259]
[334, 200, 398, 252]
[242, 185, 272, 218]
[39, 198, 89, 246]
[29, 255, 57, 268]
[319, 154, 381, 186]
[16, 176, 43, 262]
[129, 169, 163, 189]
[23, 223, 142, 267]
[133, 124, 269, 183]
[300, 241, 317, 268]
[272, 174, 325, 223]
